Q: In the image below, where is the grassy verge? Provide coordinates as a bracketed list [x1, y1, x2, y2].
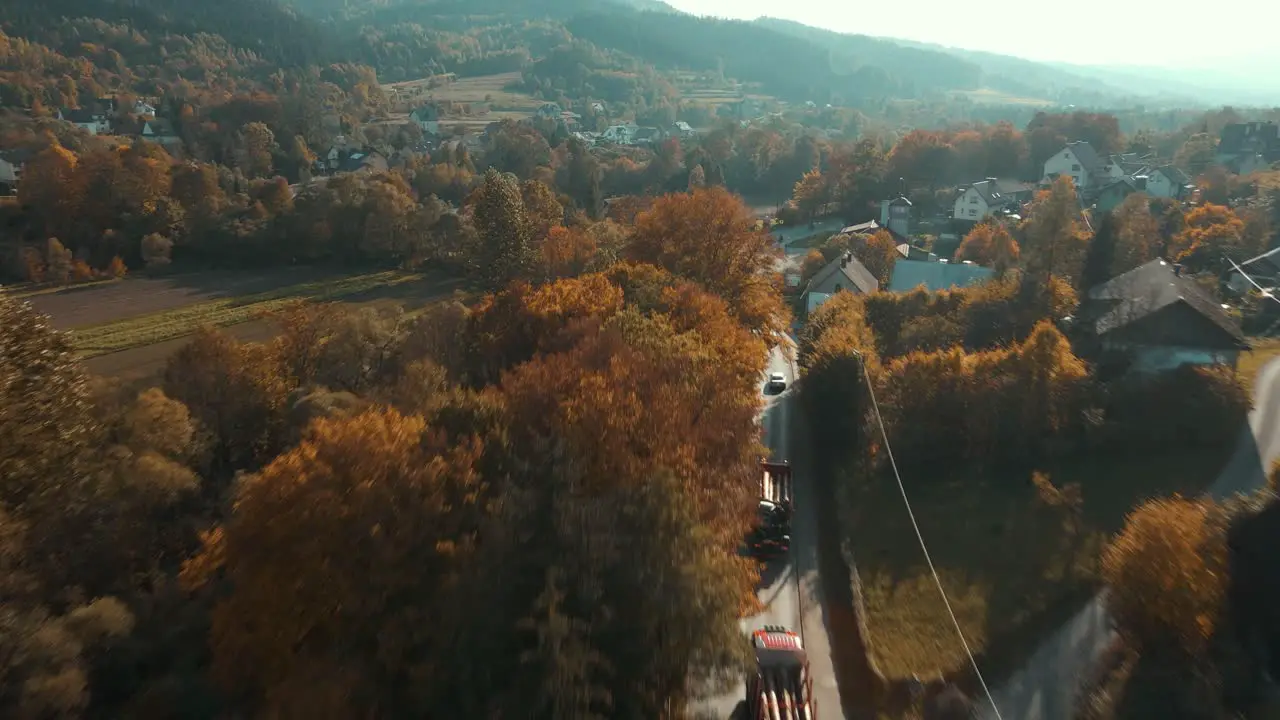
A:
[1, 278, 123, 299]
[841, 448, 1230, 683]
[1240, 336, 1280, 394]
[70, 271, 421, 358]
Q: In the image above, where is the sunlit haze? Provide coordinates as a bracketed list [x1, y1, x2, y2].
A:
[662, 0, 1277, 69]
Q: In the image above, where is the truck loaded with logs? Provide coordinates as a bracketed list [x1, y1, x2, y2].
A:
[749, 460, 793, 559]
[739, 625, 815, 720]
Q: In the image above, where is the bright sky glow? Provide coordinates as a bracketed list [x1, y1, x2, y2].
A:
[661, 0, 1277, 68]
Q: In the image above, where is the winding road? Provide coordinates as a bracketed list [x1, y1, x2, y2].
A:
[694, 340, 846, 719]
[980, 356, 1280, 720]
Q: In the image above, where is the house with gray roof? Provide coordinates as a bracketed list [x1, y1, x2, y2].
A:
[1077, 258, 1246, 374]
[1042, 141, 1106, 192]
[953, 177, 1023, 223]
[801, 251, 878, 315]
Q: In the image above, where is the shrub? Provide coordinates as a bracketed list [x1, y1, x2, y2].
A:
[1103, 496, 1227, 657]
[1097, 365, 1250, 452]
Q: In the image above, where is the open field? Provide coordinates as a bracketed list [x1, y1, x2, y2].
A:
[83, 274, 467, 383]
[842, 448, 1230, 683]
[952, 88, 1055, 107]
[19, 267, 355, 331]
[1240, 336, 1280, 394]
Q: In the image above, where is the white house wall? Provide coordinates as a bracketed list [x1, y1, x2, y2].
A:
[954, 188, 988, 221]
[1042, 148, 1089, 189]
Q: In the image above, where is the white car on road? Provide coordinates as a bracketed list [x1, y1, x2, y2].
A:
[766, 372, 787, 392]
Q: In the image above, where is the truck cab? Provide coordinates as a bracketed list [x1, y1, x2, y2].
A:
[744, 625, 814, 720]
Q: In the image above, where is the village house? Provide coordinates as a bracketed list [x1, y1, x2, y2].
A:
[409, 104, 441, 135]
[133, 99, 157, 117]
[633, 127, 663, 146]
[140, 117, 182, 147]
[1216, 122, 1280, 175]
[952, 178, 1032, 223]
[0, 148, 31, 193]
[1042, 141, 1106, 192]
[1077, 258, 1247, 374]
[56, 107, 111, 135]
[601, 123, 640, 145]
[801, 251, 879, 315]
[670, 121, 696, 139]
[335, 150, 389, 175]
[534, 103, 563, 120]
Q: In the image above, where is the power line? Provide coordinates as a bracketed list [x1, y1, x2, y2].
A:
[859, 358, 1004, 720]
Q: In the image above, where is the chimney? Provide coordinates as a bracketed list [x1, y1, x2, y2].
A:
[1173, 263, 1183, 276]
[1134, 175, 1148, 191]
[985, 177, 998, 185]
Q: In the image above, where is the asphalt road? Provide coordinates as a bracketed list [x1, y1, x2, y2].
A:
[979, 356, 1280, 720]
[694, 339, 845, 719]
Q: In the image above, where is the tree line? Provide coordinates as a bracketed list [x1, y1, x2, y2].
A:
[0, 185, 792, 717]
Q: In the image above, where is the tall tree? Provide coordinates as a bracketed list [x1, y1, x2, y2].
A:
[625, 187, 786, 343]
[956, 221, 1020, 274]
[471, 169, 537, 290]
[1020, 176, 1091, 290]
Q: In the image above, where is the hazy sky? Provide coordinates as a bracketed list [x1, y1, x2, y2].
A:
[662, 0, 1277, 68]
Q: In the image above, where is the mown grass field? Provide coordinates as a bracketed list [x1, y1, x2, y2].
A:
[16, 268, 468, 382]
[952, 88, 1055, 107]
[843, 449, 1229, 683]
[68, 271, 424, 358]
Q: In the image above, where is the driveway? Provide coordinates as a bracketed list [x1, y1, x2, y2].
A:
[979, 357, 1280, 720]
[694, 339, 845, 718]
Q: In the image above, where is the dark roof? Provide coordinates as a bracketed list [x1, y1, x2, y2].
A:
[1065, 141, 1105, 175]
[336, 151, 388, 173]
[144, 118, 176, 136]
[1085, 259, 1243, 344]
[1219, 122, 1279, 157]
[0, 147, 34, 165]
[969, 179, 1016, 209]
[1238, 246, 1280, 278]
[994, 178, 1036, 195]
[59, 108, 101, 124]
[634, 127, 661, 140]
[1099, 177, 1141, 196]
[805, 251, 879, 296]
[1149, 164, 1191, 186]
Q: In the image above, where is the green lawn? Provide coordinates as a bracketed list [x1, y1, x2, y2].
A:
[842, 449, 1230, 683]
[1239, 337, 1280, 395]
[70, 271, 422, 358]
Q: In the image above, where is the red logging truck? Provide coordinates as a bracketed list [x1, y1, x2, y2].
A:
[742, 625, 814, 720]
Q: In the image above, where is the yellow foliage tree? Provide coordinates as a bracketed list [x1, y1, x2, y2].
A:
[184, 408, 486, 716]
[1020, 176, 1091, 288]
[1102, 496, 1227, 657]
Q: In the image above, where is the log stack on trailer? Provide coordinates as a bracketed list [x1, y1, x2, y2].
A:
[746, 626, 814, 720]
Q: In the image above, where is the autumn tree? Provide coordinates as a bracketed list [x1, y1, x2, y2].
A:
[848, 229, 899, 286]
[955, 221, 1020, 273]
[183, 408, 488, 717]
[45, 237, 73, 283]
[163, 328, 293, 470]
[141, 233, 173, 268]
[1170, 203, 1251, 274]
[1108, 194, 1161, 278]
[235, 121, 277, 178]
[625, 187, 787, 343]
[1103, 497, 1227, 657]
[19, 143, 78, 235]
[791, 169, 828, 222]
[1020, 176, 1091, 290]
[470, 168, 537, 290]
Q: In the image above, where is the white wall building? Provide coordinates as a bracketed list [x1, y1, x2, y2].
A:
[1042, 141, 1105, 191]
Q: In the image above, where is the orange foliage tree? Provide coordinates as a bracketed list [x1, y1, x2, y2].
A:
[1170, 203, 1252, 273]
[955, 221, 1020, 273]
[183, 408, 487, 716]
[1020, 176, 1092, 289]
[879, 321, 1087, 470]
[1102, 496, 1227, 657]
[848, 229, 899, 286]
[625, 187, 787, 343]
